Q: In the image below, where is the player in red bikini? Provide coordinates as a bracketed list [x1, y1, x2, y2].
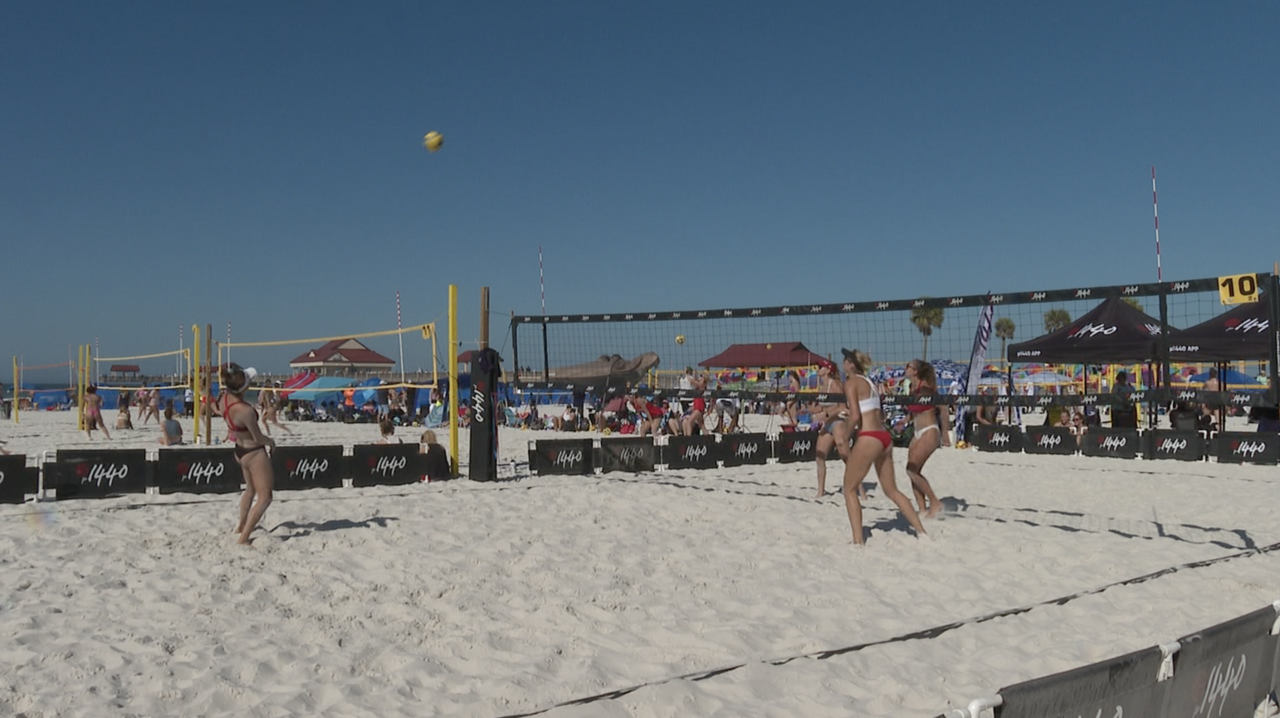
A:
[218, 364, 276, 545]
[840, 349, 927, 546]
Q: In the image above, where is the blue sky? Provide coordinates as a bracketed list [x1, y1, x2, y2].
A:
[4, 1, 1278, 380]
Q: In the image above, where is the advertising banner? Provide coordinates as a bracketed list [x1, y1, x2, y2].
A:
[775, 431, 824, 463]
[599, 438, 656, 474]
[1164, 605, 1278, 718]
[1023, 427, 1078, 455]
[0, 455, 27, 504]
[529, 439, 594, 475]
[1212, 431, 1280, 465]
[1143, 430, 1205, 462]
[51, 449, 149, 499]
[663, 435, 719, 470]
[271, 446, 346, 491]
[155, 448, 243, 494]
[996, 646, 1167, 718]
[972, 424, 1024, 453]
[1081, 428, 1141, 459]
[351, 443, 422, 487]
[719, 432, 769, 467]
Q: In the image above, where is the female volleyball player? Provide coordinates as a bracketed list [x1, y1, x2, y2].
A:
[810, 358, 861, 500]
[83, 385, 111, 440]
[219, 364, 276, 545]
[902, 360, 949, 518]
[840, 349, 927, 545]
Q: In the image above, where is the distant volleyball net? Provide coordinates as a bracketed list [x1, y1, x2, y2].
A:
[94, 347, 192, 391]
[217, 322, 441, 395]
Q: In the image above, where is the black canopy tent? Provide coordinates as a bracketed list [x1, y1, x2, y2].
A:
[1006, 297, 1167, 365]
[1006, 297, 1171, 428]
[1168, 297, 1271, 361]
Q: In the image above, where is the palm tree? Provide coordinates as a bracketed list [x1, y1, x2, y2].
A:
[1121, 297, 1144, 313]
[910, 300, 945, 360]
[1044, 309, 1072, 333]
[994, 317, 1016, 367]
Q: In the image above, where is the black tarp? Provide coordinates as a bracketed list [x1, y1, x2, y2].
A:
[1007, 298, 1167, 364]
[1168, 297, 1271, 361]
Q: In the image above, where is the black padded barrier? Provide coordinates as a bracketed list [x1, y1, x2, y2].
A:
[52, 449, 149, 499]
[774, 431, 826, 463]
[663, 435, 719, 470]
[1081, 428, 1142, 460]
[351, 443, 423, 487]
[972, 424, 1024, 453]
[599, 438, 656, 474]
[1212, 431, 1280, 465]
[719, 432, 769, 467]
[154, 448, 243, 494]
[528, 439, 593, 475]
[995, 646, 1167, 718]
[1164, 605, 1278, 718]
[0, 455, 28, 504]
[1023, 426, 1078, 455]
[271, 445, 346, 491]
[1143, 430, 1206, 462]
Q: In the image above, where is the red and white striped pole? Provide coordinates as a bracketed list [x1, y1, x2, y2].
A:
[226, 321, 231, 366]
[1152, 167, 1162, 283]
[396, 290, 406, 384]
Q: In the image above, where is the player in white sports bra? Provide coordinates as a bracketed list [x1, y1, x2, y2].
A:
[840, 348, 927, 546]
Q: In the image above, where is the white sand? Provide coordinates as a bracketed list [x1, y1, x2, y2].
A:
[2, 410, 1279, 717]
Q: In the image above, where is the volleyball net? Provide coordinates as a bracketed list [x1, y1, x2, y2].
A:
[218, 322, 441, 392]
[510, 274, 1278, 405]
[93, 347, 191, 391]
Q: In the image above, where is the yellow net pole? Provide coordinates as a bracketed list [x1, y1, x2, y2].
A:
[448, 285, 459, 477]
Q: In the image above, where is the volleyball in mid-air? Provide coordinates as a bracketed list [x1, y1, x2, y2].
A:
[675, 335, 685, 345]
[423, 131, 444, 152]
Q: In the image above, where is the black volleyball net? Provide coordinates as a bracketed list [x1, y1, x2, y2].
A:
[510, 274, 1278, 408]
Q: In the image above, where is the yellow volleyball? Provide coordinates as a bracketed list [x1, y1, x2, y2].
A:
[423, 131, 444, 152]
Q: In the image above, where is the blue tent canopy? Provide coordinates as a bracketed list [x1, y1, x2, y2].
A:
[286, 377, 356, 404]
[1186, 369, 1264, 390]
[352, 377, 384, 407]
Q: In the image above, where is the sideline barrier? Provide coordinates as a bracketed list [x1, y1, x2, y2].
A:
[971, 425, 1024, 453]
[272, 445, 347, 491]
[51, 449, 149, 499]
[1081, 428, 1142, 459]
[1213, 431, 1280, 465]
[351, 443, 421, 487]
[664, 435, 719, 470]
[0, 455, 33, 504]
[1144, 430, 1206, 461]
[528, 439, 593, 475]
[599, 437, 656, 473]
[720, 432, 769, 467]
[941, 601, 1280, 718]
[16, 445, 430, 500]
[154, 448, 242, 494]
[1022, 426, 1076, 455]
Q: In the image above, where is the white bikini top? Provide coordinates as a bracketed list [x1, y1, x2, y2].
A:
[855, 375, 880, 414]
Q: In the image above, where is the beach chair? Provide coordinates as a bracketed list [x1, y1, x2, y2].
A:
[502, 406, 521, 427]
[423, 403, 446, 428]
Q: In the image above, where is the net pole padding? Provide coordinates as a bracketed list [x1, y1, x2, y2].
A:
[448, 284, 459, 478]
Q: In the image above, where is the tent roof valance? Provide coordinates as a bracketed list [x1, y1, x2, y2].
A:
[1007, 298, 1169, 364]
[1169, 297, 1272, 361]
[699, 342, 830, 368]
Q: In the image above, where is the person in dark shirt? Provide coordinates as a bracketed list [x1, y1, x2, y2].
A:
[420, 430, 452, 481]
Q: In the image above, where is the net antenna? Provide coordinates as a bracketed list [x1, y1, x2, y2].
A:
[1152, 167, 1162, 282]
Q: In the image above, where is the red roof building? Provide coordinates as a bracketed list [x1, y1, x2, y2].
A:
[288, 339, 395, 375]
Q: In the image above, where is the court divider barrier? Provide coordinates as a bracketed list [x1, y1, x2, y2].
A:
[939, 601, 1280, 718]
[2, 444, 432, 502]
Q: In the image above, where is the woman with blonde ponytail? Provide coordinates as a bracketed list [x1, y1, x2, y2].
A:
[839, 349, 927, 545]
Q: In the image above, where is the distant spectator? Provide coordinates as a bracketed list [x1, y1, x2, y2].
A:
[420, 430, 451, 481]
[1111, 371, 1138, 428]
[115, 403, 134, 430]
[377, 417, 400, 444]
[159, 406, 184, 445]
